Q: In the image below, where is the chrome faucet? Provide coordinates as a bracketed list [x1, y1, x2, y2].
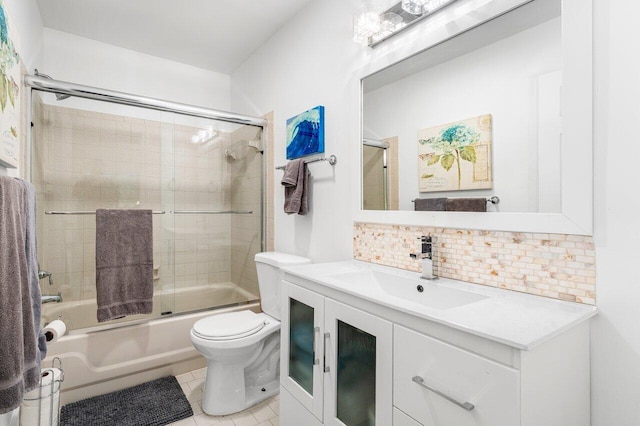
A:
[41, 292, 62, 304]
[410, 236, 437, 280]
[38, 270, 54, 286]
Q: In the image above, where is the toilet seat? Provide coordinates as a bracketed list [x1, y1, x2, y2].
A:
[193, 310, 266, 341]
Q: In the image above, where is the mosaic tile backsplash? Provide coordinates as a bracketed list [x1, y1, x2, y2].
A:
[353, 222, 596, 305]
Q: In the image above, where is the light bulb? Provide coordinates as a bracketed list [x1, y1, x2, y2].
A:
[401, 0, 426, 15]
[423, 0, 453, 12]
[353, 12, 382, 45]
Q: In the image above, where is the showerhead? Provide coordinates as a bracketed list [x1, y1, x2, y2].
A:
[34, 69, 71, 101]
[224, 138, 261, 162]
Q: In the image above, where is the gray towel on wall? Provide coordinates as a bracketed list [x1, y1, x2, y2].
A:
[445, 198, 487, 212]
[282, 159, 309, 215]
[95, 209, 154, 322]
[22, 180, 46, 362]
[0, 176, 40, 414]
[414, 197, 447, 211]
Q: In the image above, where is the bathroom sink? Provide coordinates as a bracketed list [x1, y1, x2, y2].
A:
[325, 269, 488, 310]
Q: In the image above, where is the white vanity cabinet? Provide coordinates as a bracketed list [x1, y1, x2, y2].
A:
[394, 325, 519, 426]
[279, 262, 595, 426]
[280, 281, 393, 426]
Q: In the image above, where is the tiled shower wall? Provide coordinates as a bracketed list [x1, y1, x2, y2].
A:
[353, 222, 596, 304]
[32, 98, 267, 305]
[229, 124, 265, 297]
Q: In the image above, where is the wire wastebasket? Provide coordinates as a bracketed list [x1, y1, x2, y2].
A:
[20, 358, 64, 426]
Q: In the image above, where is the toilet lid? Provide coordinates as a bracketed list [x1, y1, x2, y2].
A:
[192, 310, 266, 340]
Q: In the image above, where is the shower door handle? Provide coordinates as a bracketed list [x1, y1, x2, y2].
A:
[312, 327, 320, 366]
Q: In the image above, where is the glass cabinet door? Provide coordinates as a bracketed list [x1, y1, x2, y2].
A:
[289, 298, 315, 394]
[281, 282, 325, 421]
[324, 299, 393, 426]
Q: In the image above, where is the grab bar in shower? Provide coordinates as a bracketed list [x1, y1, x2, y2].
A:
[171, 210, 253, 215]
[45, 210, 166, 215]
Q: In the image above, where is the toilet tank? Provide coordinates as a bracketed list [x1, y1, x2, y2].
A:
[255, 252, 311, 320]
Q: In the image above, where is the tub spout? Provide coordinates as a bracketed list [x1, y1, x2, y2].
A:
[42, 293, 62, 304]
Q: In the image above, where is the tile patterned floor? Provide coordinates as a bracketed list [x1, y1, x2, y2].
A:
[169, 368, 279, 426]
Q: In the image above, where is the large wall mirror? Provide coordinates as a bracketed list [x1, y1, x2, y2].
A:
[354, 0, 592, 235]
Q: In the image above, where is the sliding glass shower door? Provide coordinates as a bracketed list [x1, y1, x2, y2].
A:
[170, 114, 263, 315]
[31, 91, 263, 331]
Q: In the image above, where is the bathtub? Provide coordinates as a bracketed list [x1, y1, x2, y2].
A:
[41, 283, 260, 404]
[42, 282, 258, 331]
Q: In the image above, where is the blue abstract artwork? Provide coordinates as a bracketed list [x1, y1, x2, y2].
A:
[286, 105, 325, 160]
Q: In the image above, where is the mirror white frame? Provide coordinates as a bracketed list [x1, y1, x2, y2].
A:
[350, 0, 592, 235]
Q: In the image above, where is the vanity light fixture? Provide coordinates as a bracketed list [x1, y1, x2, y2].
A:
[353, 0, 459, 47]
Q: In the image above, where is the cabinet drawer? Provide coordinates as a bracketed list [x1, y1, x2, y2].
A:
[394, 325, 520, 426]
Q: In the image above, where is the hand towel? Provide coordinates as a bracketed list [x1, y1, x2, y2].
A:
[21, 180, 46, 362]
[282, 159, 309, 215]
[445, 197, 487, 212]
[0, 176, 40, 414]
[95, 209, 154, 322]
[414, 197, 447, 211]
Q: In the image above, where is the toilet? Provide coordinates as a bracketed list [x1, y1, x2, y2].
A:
[190, 252, 311, 416]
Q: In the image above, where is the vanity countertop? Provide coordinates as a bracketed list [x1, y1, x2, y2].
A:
[281, 260, 598, 350]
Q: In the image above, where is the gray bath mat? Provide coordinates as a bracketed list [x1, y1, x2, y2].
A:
[60, 376, 193, 426]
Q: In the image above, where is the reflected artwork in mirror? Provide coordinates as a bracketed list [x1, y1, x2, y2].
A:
[362, 0, 563, 214]
[417, 114, 493, 192]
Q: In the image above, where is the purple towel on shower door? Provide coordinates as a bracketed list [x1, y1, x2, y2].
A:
[0, 176, 40, 414]
[95, 209, 154, 322]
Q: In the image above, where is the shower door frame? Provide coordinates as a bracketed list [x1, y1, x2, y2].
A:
[362, 138, 390, 211]
[25, 73, 267, 255]
[26, 73, 268, 331]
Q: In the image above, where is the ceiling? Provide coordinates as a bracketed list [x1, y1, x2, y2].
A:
[36, 0, 314, 74]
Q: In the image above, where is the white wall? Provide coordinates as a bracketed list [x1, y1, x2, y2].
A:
[4, 0, 43, 70]
[591, 0, 640, 424]
[231, 0, 363, 262]
[42, 28, 231, 111]
[364, 18, 561, 213]
[231, 0, 640, 424]
[0, 0, 43, 178]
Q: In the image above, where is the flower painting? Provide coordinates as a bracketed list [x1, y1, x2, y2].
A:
[286, 105, 325, 160]
[417, 114, 493, 192]
[0, 0, 21, 168]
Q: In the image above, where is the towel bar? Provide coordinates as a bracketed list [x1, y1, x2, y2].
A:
[276, 154, 337, 170]
[171, 210, 253, 215]
[45, 210, 166, 215]
[411, 196, 500, 205]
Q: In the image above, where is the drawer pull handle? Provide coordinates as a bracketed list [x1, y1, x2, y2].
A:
[323, 332, 330, 373]
[313, 327, 320, 365]
[412, 376, 475, 411]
